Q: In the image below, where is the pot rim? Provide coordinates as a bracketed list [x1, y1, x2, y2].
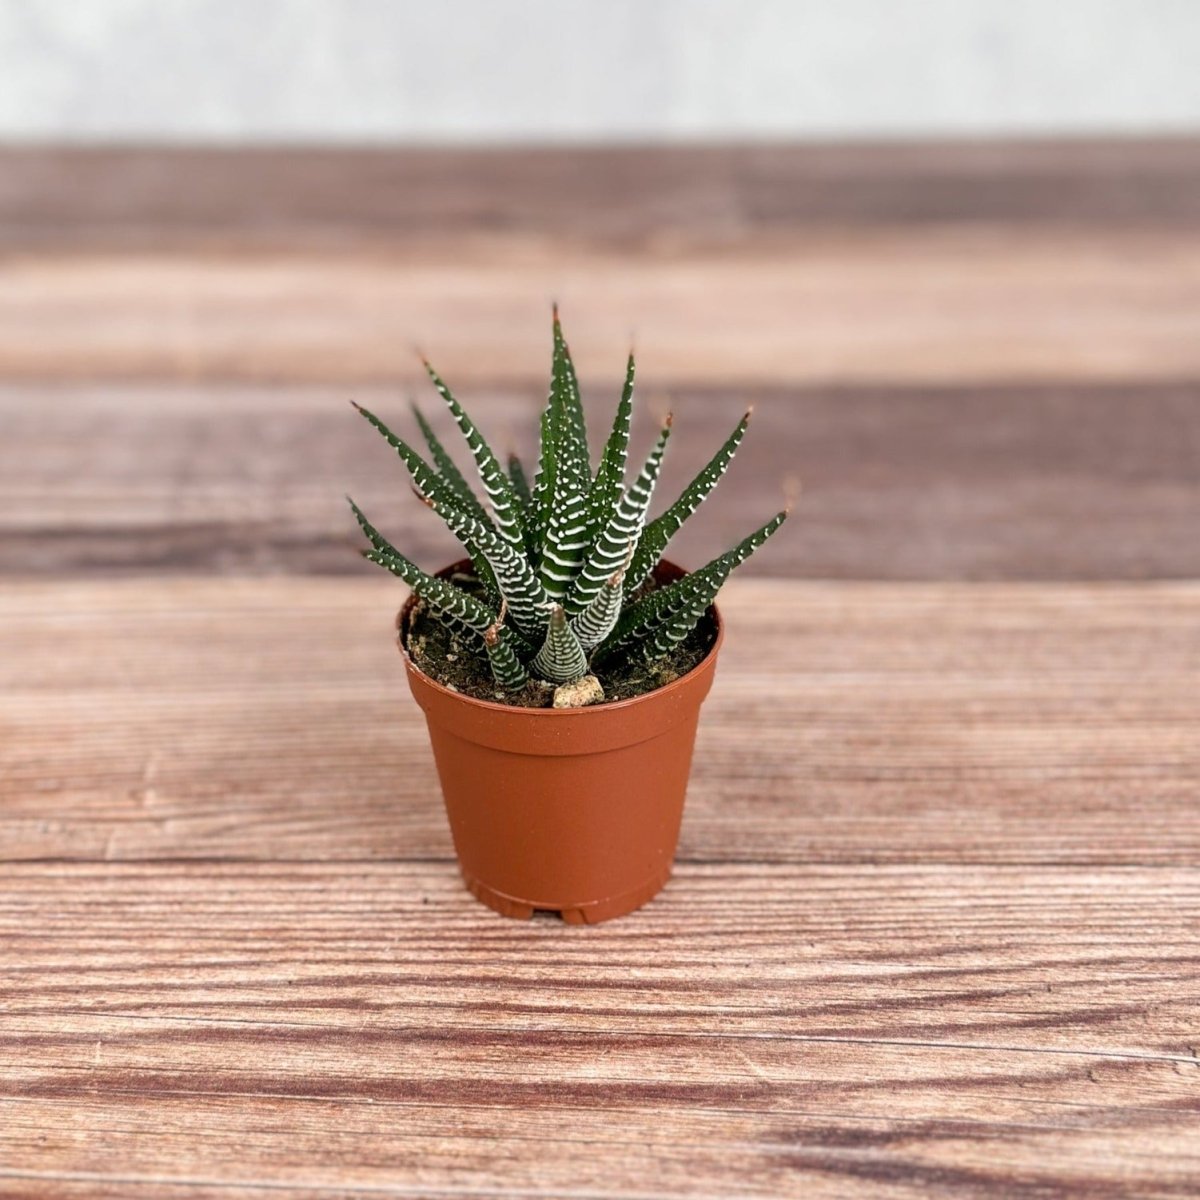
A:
[397, 558, 724, 718]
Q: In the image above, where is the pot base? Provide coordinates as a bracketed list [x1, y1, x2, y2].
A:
[462, 863, 673, 925]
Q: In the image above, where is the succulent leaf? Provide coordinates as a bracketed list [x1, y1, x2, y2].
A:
[537, 310, 594, 601]
[348, 498, 530, 687]
[535, 309, 590, 576]
[507, 452, 534, 515]
[537, 483, 590, 597]
[598, 508, 788, 664]
[352, 401, 499, 592]
[483, 602, 529, 690]
[410, 402, 492, 526]
[626, 407, 752, 593]
[570, 559, 628, 652]
[552, 306, 590, 469]
[530, 604, 588, 684]
[530, 401, 557, 562]
[423, 361, 527, 558]
[583, 351, 635, 548]
[507, 453, 539, 559]
[352, 401, 455, 506]
[565, 416, 671, 618]
[416, 490, 552, 641]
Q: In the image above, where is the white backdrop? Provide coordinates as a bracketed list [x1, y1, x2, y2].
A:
[1, 0, 1197, 141]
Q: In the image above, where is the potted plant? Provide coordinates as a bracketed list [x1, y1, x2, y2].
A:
[349, 308, 787, 923]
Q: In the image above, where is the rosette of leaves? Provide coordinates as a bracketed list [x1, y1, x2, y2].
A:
[348, 308, 788, 695]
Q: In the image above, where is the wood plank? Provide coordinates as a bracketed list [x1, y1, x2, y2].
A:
[2, 578, 1196, 865]
[4, 380, 1199, 581]
[2, 140, 1197, 1197]
[4, 226, 1200, 386]
[1, 863, 1197, 1197]
[4, 142, 1200, 250]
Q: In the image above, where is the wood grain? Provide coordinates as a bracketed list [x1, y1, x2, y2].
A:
[4, 380, 1198, 581]
[4, 141, 1199, 1196]
[5, 141, 1200, 249]
[2, 577, 1196, 866]
[2, 862, 1199, 1198]
[4, 143, 1200, 388]
[5, 227, 1200, 387]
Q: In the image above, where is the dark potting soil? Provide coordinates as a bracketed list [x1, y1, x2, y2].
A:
[403, 578, 717, 708]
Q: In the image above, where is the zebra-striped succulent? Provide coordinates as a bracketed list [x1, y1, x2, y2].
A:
[348, 308, 788, 697]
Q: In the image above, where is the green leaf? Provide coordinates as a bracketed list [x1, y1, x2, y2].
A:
[416, 490, 552, 642]
[530, 400, 557, 562]
[422, 360, 527, 559]
[537, 308, 593, 601]
[352, 401, 499, 593]
[530, 604, 588, 684]
[598, 508, 788, 664]
[348, 498, 531, 684]
[552, 305, 590, 469]
[507, 453, 539, 560]
[570, 562, 627, 652]
[410, 402, 492, 526]
[626, 407, 752, 592]
[508, 453, 534, 513]
[352, 401, 454, 504]
[565, 417, 671, 618]
[583, 351, 635, 550]
[482, 611, 528, 691]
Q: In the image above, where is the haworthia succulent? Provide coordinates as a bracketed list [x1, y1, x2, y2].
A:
[423, 360, 526, 557]
[598, 508, 789, 664]
[538, 311, 593, 601]
[564, 416, 672, 619]
[583, 351, 635, 547]
[415, 490, 552, 641]
[351, 307, 786, 697]
[531, 604, 588, 683]
[626, 407, 752, 593]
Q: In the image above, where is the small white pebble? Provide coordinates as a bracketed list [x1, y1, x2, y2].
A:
[553, 674, 605, 709]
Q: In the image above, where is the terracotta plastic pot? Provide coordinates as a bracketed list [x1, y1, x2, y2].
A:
[398, 560, 723, 924]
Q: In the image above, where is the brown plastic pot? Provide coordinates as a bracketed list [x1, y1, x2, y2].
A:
[397, 560, 722, 924]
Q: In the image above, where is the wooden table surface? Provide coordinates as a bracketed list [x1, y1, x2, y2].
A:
[2, 142, 1198, 1197]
